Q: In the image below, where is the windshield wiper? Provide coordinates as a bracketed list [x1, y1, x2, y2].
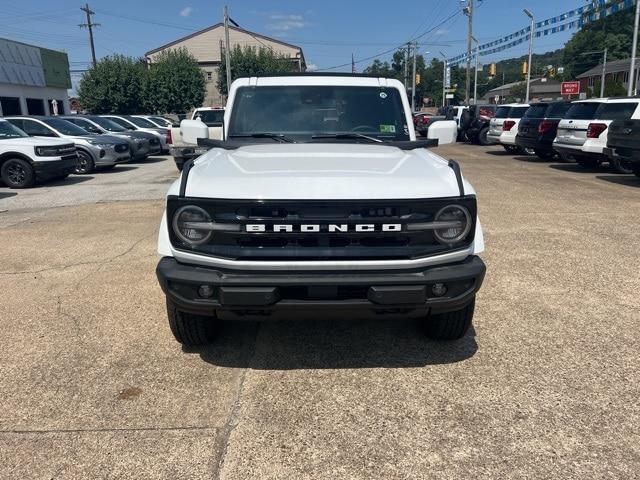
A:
[311, 133, 383, 143]
[228, 133, 294, 143]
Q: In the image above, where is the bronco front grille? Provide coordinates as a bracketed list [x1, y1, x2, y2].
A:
[167, 196, 477, 262]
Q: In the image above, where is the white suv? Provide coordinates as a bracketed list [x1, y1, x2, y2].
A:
[555, 98, 640, 173]
[0, 119, 77, 188]
[155, 75, 486, 346]
[553, 99, 608, 162]
[487, 103, 529, 152]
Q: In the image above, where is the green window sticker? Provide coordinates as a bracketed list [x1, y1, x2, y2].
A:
[380, 124, 396, 133]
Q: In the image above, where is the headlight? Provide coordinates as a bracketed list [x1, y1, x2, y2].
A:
[172, 206, 213, 245]
[92, 142, 112, 149]
[433, 205, 471, 244]
[134, 138, 144, 144]
[34, 146, 60, 156]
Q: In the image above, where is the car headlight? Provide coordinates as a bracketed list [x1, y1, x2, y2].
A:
[92, 142, 112, 149]
[34, 146, 60, 156]
[433, 205, 472, 244]
[172, 206, 213, 245]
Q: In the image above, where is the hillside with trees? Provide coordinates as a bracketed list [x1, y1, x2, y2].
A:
[363, 4, 636, 106]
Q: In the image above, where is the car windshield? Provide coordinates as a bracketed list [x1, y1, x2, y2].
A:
[594, 102, 638, 120]
[546, 103, 571, 118]
[90, 116, 126, 132]
[564, 103, 601, 120]
[508, 106, 529, 118]
[42, 117, 91, 136]
[194, 110, 224, 126]
[150, 116, 173, 127]
[228, 85, 411, 142]
[0, 121, 28, 139]
[126, 116, 156, 128]
[524, 105, 548, 118]
[495, 106, 511, 118]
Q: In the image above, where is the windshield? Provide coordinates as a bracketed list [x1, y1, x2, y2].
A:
[508, 106, 529, 118]
[565, 103, 601, 120]
[150, 116, 173, 127]
[88, 116, 126, 132]
[546, 103, 571, 118]
[126, 116, 156, 128]
[495, 106, 511, 118]
[194, 110, 224, 126]
[0, 121, 28, 139]
[524, 105, 548, 118]
[594, 102, 638, 120]
[228, 85, 410, 142]
[42, 117, 91, 136]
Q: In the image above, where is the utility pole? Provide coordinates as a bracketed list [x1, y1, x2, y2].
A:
[404, 43, 410, 89]
[79, 3, 99, 68]
[223, 5, 232, 96]
[523, 9, 534, 103]
[440, 51, 447, 108]
[472, 36, 479, 105]
[600, 48, 608, 98]
[411, 41, 417, 111]
[464, 0, 474, 106]
[629, 0, 640, 95]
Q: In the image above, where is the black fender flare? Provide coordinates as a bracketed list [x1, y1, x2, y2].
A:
[0, 151, 36, 167]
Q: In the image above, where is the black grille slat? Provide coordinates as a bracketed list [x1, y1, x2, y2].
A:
[167, 196, 477, 261]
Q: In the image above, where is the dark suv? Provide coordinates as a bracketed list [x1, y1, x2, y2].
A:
[459, 105, 497, 145]
[515, 102, 572, 159]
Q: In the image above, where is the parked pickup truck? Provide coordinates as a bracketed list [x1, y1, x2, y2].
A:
[155, 74, 485, 347]
[168, 107, 224, 170]
[604, 119, 640, 178]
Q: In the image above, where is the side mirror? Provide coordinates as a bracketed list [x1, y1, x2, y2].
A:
[180, 119, 209, 144]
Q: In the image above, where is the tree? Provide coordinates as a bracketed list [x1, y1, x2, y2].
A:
[593, 78, 627, 98]
[217, 45, 296, 95]
[78, 55, 147, 114]
[144, 48, 205, 114]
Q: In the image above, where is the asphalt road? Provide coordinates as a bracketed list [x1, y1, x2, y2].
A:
[1, 146, 639, 479]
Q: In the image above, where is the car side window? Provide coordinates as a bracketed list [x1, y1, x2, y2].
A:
[22, 119, 58, 137]
[76, 119, 101, 134]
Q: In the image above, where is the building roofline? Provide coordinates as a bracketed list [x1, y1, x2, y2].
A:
[145, 23, 304, 62]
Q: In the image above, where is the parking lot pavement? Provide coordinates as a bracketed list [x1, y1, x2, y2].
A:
[1, 144, 639, 479]
[0, 155, 178, 227]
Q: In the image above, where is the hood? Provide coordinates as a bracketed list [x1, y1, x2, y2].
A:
[0, 136, 71, 148]
[183, 143, 471, 200]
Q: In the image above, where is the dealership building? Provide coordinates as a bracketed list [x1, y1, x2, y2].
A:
[0, 37, 71, 117]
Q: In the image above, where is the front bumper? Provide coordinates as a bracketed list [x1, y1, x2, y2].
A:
[34, 155, 78, 178]
[156, 255, 486, 317]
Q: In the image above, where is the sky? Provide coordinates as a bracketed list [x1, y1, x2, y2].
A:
[0, 0, 592, 90]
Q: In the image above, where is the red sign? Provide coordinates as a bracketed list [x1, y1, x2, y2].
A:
[561, 81, 581, 95]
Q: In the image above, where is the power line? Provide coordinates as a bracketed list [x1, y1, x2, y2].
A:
[316, 9, 462, 71]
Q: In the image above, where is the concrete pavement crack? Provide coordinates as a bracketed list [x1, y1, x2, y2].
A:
[211, 324, 261, 480]
[0, 232, 156, 276]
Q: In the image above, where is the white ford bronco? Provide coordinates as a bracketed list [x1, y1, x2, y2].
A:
[156, 74, 485, 346]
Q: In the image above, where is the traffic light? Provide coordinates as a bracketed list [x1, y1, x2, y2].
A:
[522, 61, 528, 75]
[416, 73, 421, 85]
[489, 63, 496, 76]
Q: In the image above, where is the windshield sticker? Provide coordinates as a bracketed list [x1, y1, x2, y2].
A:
[379, 92, 388, 99]
[380, 124, 396, 133]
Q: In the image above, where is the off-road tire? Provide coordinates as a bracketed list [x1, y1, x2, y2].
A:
[609, 157, 633, 175]
[477, 127, 490, 146]
[534, 149, 554, 160]
[1, 158, 35, 188]
[166, 298, 217, 346]
[422, 299, 475, 340]
[75, 150, 95, 174]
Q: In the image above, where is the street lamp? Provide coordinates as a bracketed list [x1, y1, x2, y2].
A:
[523, 8, 534, 103]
